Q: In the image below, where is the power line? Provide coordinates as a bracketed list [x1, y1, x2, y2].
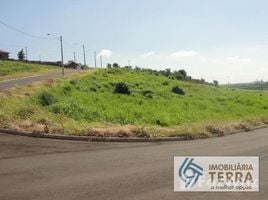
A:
[0, 20, 51, 40]
[0, 20, 79, 50]
[0, 20, 95, 64]
[62, 40, 77, 48]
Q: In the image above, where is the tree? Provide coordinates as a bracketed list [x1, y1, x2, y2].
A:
[178, 69, 187, 79]
[17, 49, 25, 60]
[112, 63, 120, 68]
[200, 78, 205, 84]
[174, 72, 184, 80]
[134, 66, 141, 71]
[124, 65, 132, 69]
[213, 80, 219, 87]
[164, 68, 171, 76]
[106, 63, 112, 68]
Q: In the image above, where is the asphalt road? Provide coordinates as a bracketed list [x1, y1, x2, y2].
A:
[0, 128, 267, 200]
[0, 70, 76, 90]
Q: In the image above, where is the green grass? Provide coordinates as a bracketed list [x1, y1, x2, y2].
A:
[0, 60, 59, 81]
[0, 68, 268, 137]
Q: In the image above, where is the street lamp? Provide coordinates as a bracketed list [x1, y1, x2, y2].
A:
[47, 33, 64, 76]
[73, 42, 87, 66]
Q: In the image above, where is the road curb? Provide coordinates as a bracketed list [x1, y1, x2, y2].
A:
[0, 125, 267, 142]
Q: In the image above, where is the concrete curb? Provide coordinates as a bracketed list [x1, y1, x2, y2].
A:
[0, 125, 267, 142]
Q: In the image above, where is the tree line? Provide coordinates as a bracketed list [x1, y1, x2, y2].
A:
[106, 63, 219, 86]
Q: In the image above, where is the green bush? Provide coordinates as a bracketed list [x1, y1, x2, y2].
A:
[62, 85, 72, 95]
[51, 102, 83, 119]
[171, 86, 185, 95]
[89, 87, 97, 92]
[162, 81, 169, 86]
[38, 91, 57, 106]
[17, 107, 35, 119]
[155, 119, 168, 126]
[114, 82, 131, 95]
[141, 90, 153, 98]
[69, 80, 77, 85]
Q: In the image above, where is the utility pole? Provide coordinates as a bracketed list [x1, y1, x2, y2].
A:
[73, 52, 76, 62]
[47, 33, 64, 75]
[25, 47, 28, 61]
[128, 60, 131, 67]
[59, 36, 64, 76]
[88, 50, 90, 67]
[260, 79, 263, 91]
[94, 51, 97, 68]
[100, 56, 103, 68]
[83, 45, 86, 66]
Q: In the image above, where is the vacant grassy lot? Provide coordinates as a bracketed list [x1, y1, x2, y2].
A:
[0, 68, 267, 137]
[0, 60, 59, 81]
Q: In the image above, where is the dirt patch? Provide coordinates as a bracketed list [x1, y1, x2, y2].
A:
[2, 117, 268, 139]
[10, 120, 49, 134]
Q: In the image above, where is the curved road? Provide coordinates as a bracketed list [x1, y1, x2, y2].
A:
[0, 70, 76, 91]
[0, 128, 267, 200]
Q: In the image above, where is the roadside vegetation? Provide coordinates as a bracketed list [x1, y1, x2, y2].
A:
[0, 67, 267, 138]
[0, 60, 59, 81]
[226, 81, 268, 91]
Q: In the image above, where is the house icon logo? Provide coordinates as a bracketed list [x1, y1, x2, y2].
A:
[179, 158, 203, 187]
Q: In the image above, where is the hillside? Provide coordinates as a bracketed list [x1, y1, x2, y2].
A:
[0, 68, 268, 137]
[0, 60, 59, 81]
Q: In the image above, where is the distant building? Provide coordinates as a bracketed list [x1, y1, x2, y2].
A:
[65, 61, 81, 69]
[0, 49, 9, 60]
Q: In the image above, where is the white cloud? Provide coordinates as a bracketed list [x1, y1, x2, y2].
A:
[98, 49, 112, 58]
[226, 56, 251, 63]
[142, 51, 155, 57]
[170, 50, 200, 58]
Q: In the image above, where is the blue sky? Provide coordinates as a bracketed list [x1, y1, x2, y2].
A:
[1, 0, 268, 83]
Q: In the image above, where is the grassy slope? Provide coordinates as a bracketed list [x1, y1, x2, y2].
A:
[0, 60, 59, 81]
[0, 68, 268, 137]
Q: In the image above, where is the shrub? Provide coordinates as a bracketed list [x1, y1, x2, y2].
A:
[89, 87, 97, 92]
[38, 91, 56, 106]
[141, 90, 153, 98]
[155, 119, 168, 126]
[69, 80, 77, 85]
[17, 107, 35, 119]
[103, 83, 109, 88]
[114, 82, 131, 95]
[206, 125, 224, 136]
[162, 81, 169, 86]
[62, 85, 72, 95]
[171, 86, 185, 95]
[51, 102, 83, 119]
[135, 127, 150, 138]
